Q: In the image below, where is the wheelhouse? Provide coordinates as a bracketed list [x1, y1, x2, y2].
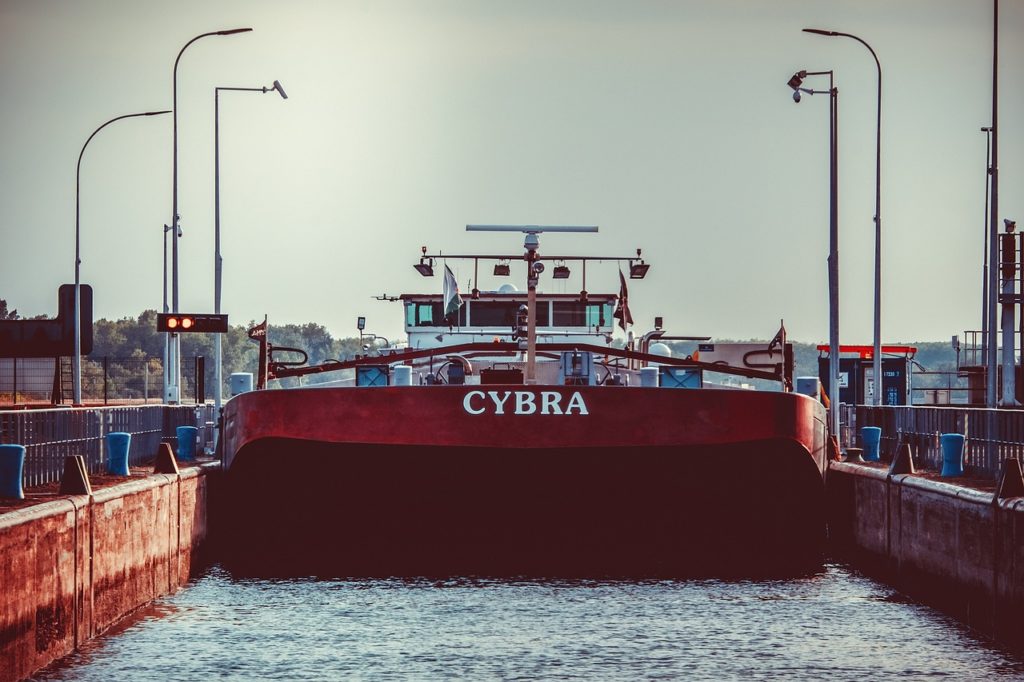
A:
[402, 291, 617, 350]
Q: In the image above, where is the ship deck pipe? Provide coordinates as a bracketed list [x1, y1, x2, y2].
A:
[105, 432, 131, 476]
[0, 444, 25, 499]
[940, 433, 966, 477]
[861, 426, 882, 462]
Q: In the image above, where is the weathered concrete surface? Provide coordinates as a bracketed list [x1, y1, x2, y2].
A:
[0, 464, 213, 682]
[829, 461, 1024, 648]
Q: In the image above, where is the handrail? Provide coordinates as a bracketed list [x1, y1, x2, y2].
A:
[268, 341, 786, 384]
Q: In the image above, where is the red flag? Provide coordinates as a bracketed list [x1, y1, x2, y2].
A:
[247, 317, 267, 342]
[613, 270, 633, 332]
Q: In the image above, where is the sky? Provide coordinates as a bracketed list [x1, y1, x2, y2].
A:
[1, 0, 1022, 345]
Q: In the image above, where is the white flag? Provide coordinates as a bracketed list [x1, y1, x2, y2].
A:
[443, 265, 463, 320]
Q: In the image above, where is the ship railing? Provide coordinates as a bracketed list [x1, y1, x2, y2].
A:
[840, 403, 1024, 480]
[956, 329, 1018, 369]
[268, 341, 787, 385]
[0, 403, 216, 488]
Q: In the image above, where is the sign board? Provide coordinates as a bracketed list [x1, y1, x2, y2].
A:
[0, 285, 92, 358]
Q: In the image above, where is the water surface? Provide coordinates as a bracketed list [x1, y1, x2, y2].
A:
[32, 563, 1024, 680]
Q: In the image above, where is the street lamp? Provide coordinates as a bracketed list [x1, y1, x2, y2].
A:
[789, 69, 840, 439]
[214, 80, 288, 417]
[986, 0, 1000, 408]
[74, 110, 171, 406]
[804, 28, 883, 406]
[168, 27, 252, 404]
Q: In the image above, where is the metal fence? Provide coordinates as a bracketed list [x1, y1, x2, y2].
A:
[0, 356, 203, 407]
[840, 403, 1023, 479]
[0, 404, 217, 487]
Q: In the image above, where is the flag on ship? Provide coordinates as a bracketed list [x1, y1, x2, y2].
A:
[613, 270, 633, 332]
[768, 320, 786, 356]
[247, 317, 267, 342]
[443, 265, 464, 322]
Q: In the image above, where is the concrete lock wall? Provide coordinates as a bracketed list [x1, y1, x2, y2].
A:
[0, 465, 212, 682]
[828, 462, 1024, 647]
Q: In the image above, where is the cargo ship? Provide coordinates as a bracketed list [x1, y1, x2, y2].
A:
[219, 226, 828, 576]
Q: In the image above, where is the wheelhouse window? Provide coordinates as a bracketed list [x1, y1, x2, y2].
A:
[552, 301, 611, 327]
[469, 301, 549, 327]
[406, 301, 466, 327]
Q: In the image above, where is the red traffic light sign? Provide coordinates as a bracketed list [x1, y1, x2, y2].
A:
[156, 313, 228, 333]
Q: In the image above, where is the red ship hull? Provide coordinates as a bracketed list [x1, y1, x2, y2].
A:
[219, 385, 827, 576]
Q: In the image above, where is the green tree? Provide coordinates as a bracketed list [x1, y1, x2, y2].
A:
[0, 298, 18, 320]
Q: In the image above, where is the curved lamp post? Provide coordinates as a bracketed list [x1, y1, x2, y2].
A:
[167, 27, 252, 404]
[789, 69, 840, 439]
[804, 28, 883, 406]
[74, 110, 171, 406]
[214, 80, 287, 417]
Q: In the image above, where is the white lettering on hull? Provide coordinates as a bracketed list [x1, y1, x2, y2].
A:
[462, 390, 589, 415]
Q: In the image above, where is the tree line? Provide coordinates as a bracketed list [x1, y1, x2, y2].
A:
[3, 297, 958, 397]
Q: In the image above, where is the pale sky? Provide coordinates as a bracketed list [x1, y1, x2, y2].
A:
[1, 0, 1021, 345]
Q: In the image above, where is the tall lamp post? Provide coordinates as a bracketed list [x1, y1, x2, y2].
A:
[214, 80, 288, 417]
[789, 69, 840, 439]
[986, 0, 1000, 407]
[168, 27, 252, 404]
[74, 110, 171, 406]
[803, 28, 882, 406]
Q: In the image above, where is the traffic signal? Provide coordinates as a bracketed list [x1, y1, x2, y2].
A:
[156, 313, 228, 333]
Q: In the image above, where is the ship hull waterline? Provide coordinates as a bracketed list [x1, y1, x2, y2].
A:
[220, 385, 828, 577]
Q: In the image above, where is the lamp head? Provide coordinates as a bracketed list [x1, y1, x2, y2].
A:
[414, 259, 434, 277]
[272, 80, 288, 99]
[629, 260, 650, 279]
[217, 28, 253, 36]
[802, 28, 838, 37]
[787, 71, 806, 90]
[793, 90, 801, 103]
[1006, 219, 1017, 233]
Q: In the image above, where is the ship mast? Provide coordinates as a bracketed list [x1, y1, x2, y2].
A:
[466, 225, 599, 383]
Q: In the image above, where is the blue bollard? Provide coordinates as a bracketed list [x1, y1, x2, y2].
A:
[861, 426, 882, 462]
[176, 425, 198, 461]
[106, 432, 131, 476]
[0, 444, 26, 499]
[940, 433, 965, 477]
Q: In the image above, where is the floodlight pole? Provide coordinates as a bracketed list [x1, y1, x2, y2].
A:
[74, 110, 170, 406]
[788, 70, 839, 438]
[466, 225, 598, 383]
[981, 126, 993, 367]
[213, 81, 287, 418]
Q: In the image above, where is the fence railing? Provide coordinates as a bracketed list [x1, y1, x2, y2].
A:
[0, 356, 204, 406]
[0, 404, 217, 487]
[839, 403, 1023, 480]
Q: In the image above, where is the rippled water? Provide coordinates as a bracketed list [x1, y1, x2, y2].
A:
[31, 563, 1024, 681]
